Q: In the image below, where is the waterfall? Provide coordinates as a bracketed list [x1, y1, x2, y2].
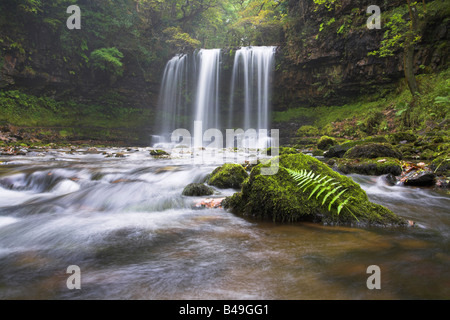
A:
[156, 54, 189, 139]
[229, 46, 276, 131]
[155, 46, 276, 147]
[194, 49, 221, 132]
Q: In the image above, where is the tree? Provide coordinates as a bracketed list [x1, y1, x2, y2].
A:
[369, 1, 426, 96]
[163, 27, 201, 51]
[228, 0, 287, 46]
[90, 47, 124, 77]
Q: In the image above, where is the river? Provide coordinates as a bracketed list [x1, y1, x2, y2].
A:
[0, 147, 448, 299]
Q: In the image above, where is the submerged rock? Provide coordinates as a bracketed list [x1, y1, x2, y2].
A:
[381, 173, 398, 186]
[86, 147, 99, 154]
[182, 183, 215, 197]
[223, 153, 407, 227]
[194, 198, 225, 209]
[207, 163, 248, 189]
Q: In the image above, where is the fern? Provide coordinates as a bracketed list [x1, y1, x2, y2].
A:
[284, 167, 358, 221]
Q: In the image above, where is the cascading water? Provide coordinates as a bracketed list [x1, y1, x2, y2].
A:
[0, 149, 449, 299]
[155, 47, 276, 147]
[156, 54, 189, 142]
[194, 49, 221, 134]
[229, 46, 276, 131]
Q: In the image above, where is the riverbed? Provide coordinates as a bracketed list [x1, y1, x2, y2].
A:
[0, 148, 448, 299]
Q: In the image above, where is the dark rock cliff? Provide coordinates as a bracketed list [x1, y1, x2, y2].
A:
[273, 0, 449, 110]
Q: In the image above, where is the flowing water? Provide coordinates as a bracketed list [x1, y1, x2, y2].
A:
[229, 46, 276, 131]
[157, 54, 189, 136]
[0, 149, 449, 300]
[155, 47, 276, 146]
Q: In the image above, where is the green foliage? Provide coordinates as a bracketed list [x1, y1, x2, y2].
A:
[275, 67, 449, 136]
[227, 0, 287, 46]
[18, 0, 42, 14]
[313, 0, 339, 12]
[297, 125, 319, 137]
[163, 27, 201, 51]
[434, 79, 450, 107]
[90, 47, 124, 76]
[369, 9, 412, 58]
[0, 89, 151, 130]
[284, 167, 353, 218]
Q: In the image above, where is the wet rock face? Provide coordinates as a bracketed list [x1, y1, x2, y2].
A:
[402, 170, 437, 187]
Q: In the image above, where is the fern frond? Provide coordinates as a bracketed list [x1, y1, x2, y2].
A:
[337, 198, 350, 215]
[322, 185, 342, 206]
[283, 167, 355, 220]
[328, 189, 347, 211]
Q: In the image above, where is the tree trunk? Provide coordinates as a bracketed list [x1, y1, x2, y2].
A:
[404, 43, 420, 96]
[404, 0, 420, 96]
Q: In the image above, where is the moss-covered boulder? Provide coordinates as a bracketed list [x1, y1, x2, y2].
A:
[150, 149, 170, 157]
[344, 143, 402, 160]
[324, 136, 388, 158]
[182, 183, 215, 196]
[335, 158, 403, 176]
[317, 135, 337, 150]
[207, 163, 248, 189]
[223, 154, 407, 227]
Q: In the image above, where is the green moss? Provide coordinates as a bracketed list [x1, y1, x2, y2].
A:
[267, 147, 299, 156]
[344, 143, 402, 159]
[430, 155, 450, 176]
[149, 149, 170, 157]
[292, 137, 318, 147]
[296, 125, 319, 137]
[420, 149, 435, 160]
[224, 154, 407, 227]
[325, 136, 389, 158]
[312, 148, 324, 156]
[182, 183, 214, 197]
[317, 135, 337, 150]
[335, 157, 403, 176]
[207, 163, 248, 189]
[387, 132, 418, 145]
